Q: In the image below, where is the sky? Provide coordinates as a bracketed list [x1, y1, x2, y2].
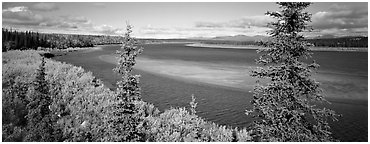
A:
[2, 2, 368, 39]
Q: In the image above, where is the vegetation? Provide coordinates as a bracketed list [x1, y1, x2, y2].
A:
[247, 2, 339, 142]
[307, 36, 368, 47]
[3, 3, 343, 142]
[198, 36, 368, 48]
[24, 57, 62, 141]
[2, 28, 125, 51]
[2, 33, 252, 142]
[3, 28, 365, 53]
[2, 50, 116, 141]
[104, 24, 145, 141]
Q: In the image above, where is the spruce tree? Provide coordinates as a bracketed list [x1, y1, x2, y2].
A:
[25, 57, 60, 141]
[246, 2, 338, 142]
[106, 24, 144, 141]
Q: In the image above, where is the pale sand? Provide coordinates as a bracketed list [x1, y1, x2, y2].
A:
[186, 43, 368, 52]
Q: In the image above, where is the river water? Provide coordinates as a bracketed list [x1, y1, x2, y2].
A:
[52, 43, 367, 141]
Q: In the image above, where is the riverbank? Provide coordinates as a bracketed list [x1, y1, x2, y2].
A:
[43, 46, 104, 58]
[186, 43, 368, 52]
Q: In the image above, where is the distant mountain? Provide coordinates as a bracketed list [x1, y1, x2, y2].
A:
[186, 36, 213, 40]
[313, 34, 337, 39]
[211, 35, 269, 41]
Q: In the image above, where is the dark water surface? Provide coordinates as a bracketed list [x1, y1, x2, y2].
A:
[52, 43, 367, 141]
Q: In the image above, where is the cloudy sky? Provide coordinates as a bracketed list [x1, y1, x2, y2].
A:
[2, 2, 368, 39]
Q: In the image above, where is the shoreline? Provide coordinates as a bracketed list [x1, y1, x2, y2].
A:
[48, 46, 103, 57]
[41, 46, 103, 52]
[186, 43, 368, 52]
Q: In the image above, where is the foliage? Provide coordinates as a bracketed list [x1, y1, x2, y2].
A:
[2, 25, 255, 142]
[2, 49, 254, 142]
[43, 55, 115, 142]
[141, 107, 252, 142]
[2, 50, 42, 141]
[2, 28, 125, 51]
[189, 94, 197, 115]
[2, 50, 116, 141]
[24, 57, 62, 141]
[307, 36, 368, 47]
[246, 2, 339, 142]
[103, 24, 145, 142]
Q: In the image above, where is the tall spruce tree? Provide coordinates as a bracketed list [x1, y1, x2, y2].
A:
[25, 57, 60, 141]
[106, 24, 144, 142]
[246, 2, 338, 142]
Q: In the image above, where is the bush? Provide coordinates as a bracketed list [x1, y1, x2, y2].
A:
[142, 107, 252, 142]
[2, 50, 116, 141]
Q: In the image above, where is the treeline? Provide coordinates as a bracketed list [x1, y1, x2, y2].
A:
[196, 37, 368, 48]
[2, 28, 125, 51]
[307, 37, 368, 47]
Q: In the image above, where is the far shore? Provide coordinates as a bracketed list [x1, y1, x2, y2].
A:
[186, 43, 368, 52]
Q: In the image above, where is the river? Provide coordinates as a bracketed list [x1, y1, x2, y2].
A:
[52, 43, 367, 141]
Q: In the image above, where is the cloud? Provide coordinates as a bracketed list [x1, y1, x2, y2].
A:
[2, 6, 98, 34]
[2, 6, 45, 26]
[135, 25, 270, 39]
[195, 16, 273, 29]
[193, 4, 368, 38]
[2, 6, 28, 12]
[30, 3, 59, 11]
[92, 24, 124, 35]
[3, 7, 90, 30]
[38, 16, 91, 29]
[91, 3, 107, 8]
[157, 15, 273, 39]
[311, 3, 367, 36]
[3, 3, 367, 39]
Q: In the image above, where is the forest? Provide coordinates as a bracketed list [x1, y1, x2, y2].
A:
[307, 36, 368, 47]
[2, 2, 341, 142]
[199, 37, 368, 47]
[2, 28, 125, 51]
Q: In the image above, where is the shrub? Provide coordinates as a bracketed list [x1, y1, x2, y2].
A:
[2, 50, 42, 141]
[142, 107, 252, 142]
[2, 50, 116, 141]
[24, 57, 62, 141]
